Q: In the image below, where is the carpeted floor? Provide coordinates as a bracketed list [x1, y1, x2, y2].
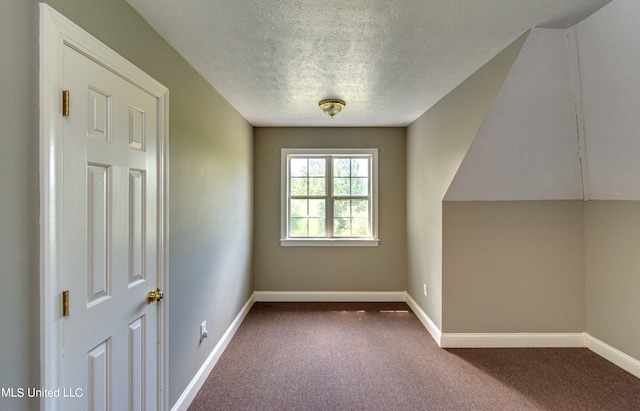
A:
[188, 302, 640, 410]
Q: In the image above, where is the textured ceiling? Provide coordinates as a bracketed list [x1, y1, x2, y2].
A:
[127, 0, 612, 127]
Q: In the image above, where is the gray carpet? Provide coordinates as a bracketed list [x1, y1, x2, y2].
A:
[188, 302, 640, 410]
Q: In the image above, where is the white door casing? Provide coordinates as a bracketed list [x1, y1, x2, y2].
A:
[39, 4, 169, 411]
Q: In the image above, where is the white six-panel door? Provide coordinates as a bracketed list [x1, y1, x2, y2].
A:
[60, 44, 160, 411]
[40, 5, 168, 411]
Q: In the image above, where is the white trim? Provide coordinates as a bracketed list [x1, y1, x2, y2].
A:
[586, 334, 640, 379]
[39, 4, 169, 410]
[157, 67, 171, 411]
[170, 294, 256, 411]
[39, 7, 63, 411]
[280, 148, 379, 245]
[402, 295, 640, 378]
[405, 294, 443, 346]
[280, 238, 379, 247]
[440, 332, 586, 348]
[254, 291, 406, 302]
[434, 332, 637, 378]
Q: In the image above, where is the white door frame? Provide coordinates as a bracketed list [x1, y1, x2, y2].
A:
[39, 4, 169, 410]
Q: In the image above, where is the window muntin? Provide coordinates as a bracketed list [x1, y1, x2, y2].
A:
[281, 148, 378, 246]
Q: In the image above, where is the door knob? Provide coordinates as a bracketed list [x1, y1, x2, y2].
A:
[147, 288, 164, 304]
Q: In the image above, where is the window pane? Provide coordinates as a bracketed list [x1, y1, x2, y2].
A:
[308, 177, 326, 196]
[351, 158, 369, 177]
[308, 218, 325, 236]
[352, 200, 368, 217]
[334, 200, 349, 217]
[290, 158, 308, 177]
[290, 177, 308, 196]
[333, 178, 350, 196]
[290, 199, 308, 217]
[308, 158, 325, 177]
[352, 218, 369, 236]
[309, 199, 325, 217]
[290, 217, 308, 236]
[351, 177, 368, 196]
[334, 158, 351, 177]
[334, 217, 350, 236]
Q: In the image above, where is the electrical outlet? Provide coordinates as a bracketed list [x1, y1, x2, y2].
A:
[423, 284, 428, 296]
[200, 321, 208, 342]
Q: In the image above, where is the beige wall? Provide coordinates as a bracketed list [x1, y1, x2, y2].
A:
[0, 2, 39, 410]
[443, 201, 585, 333]
[0, 1, 253, 409]
[585, 201, 640, 360]
[406, 33, 527, 329]
[253, 127, 407, 292]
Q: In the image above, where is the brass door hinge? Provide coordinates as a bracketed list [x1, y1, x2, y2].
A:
[62, 290, 69, 316]
[62, 90, 70, 117]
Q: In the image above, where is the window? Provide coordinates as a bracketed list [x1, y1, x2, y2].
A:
[281, 148, 378, 246]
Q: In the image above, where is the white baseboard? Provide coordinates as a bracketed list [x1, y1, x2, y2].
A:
[170, 293, 256, 411]
[400, 295, 585, 349]
[586, 334, 640, 379]
[254, 290, 407, 302]
[405, 294, 442, 346]
[402, 297, 640, 379]
[440, 332, 586, 348]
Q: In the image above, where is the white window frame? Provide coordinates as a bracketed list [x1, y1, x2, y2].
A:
[280, 148, 379, 247]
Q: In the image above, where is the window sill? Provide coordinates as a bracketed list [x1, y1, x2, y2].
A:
[280, 238, 380, 247]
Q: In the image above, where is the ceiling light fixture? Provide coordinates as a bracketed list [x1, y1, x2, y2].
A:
[318, 99, 346, 118]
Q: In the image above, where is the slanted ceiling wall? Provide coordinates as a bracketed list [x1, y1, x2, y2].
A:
[438, 0, 640, 362]
[446, 0, 640, 202]
[444, 28, 584, 201]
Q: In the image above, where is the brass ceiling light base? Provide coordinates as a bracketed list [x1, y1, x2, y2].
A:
[318, 99, 346, 118]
